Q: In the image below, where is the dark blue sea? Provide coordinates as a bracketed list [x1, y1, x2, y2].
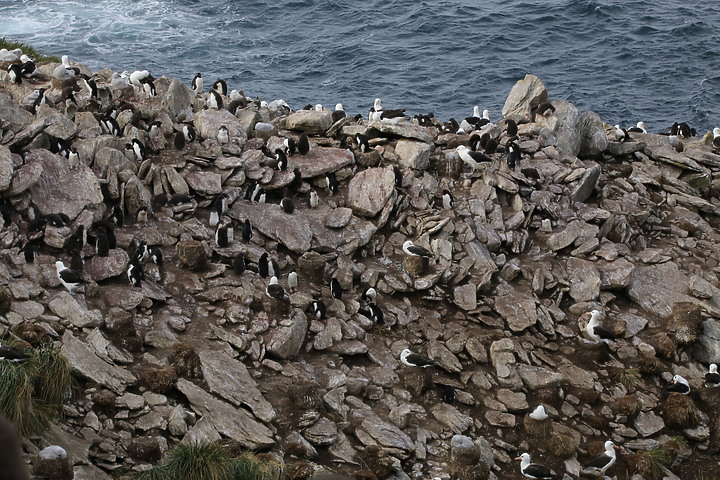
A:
[2, 0, 719, 133]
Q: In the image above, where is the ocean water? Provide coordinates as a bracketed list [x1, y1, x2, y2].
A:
[1, 0, 719, 133]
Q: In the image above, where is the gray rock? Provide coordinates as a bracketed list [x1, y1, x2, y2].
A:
[450, 435, 481, 465]
[489, 338, 523, 389]
[163, 166, 190, 195]
[0, 144, 14, 192]
[566, 258, 601, 302]
[163, 78, 194, 120]
[35, 112, 76, 140]
[60, 330, 137, 393]
[198, 350, 277, 422]
[634, 411, 665, 437]
[394, 140, 431, 170]
[516, 365, 566, 390]
[352, 409, 415, 453]
[185, 171, 222, 195]
[176, 378, 274, 449]
[325, 207, 353, 229]
[94, 147, 136, 173]
[598, 258, 635, 290]
[123, 175, 153, 218]
[454, 283, 477, 311]
[194, 109, 247, 145]
[304, 417, 338, 446]
[285, 110, 332, 134]
[84, 250, 130, 282]
[366, 121, 434, 143]
[265, 309, 308, 359]
[694, 319, 720, 364]
[628, 263, 701, 318]
[176, 240, 208, 270]
[229, 202, 311, 254]
[494, 282, 537, 332]
[347, 166, 396, 217]
[282, 146, 353, 179]
[546, 220, 599, 251]
[49, 293, 103, 328]
[570, 163, 601, 203]
[606, 139, 648, 156]
[26, 149, 103, 220]
[536, 99, 581, 157]
[431, 404, 473, 434]
[578, 111, 608, 159]
[501, 74, 548, 123]
[8, 160, 42, 196]
[0, 92, 33, 133]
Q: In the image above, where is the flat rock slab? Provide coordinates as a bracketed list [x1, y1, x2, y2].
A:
[84, 249, 130, 282]
[494, 282, 537, 332]
[366, 121, 434, 143]
[285, 147, 353, 179]
[229, 201, 312, 253]
[347, 166, 396, 217]
[176, 378, 274, 450]
[198, 350, 276, 422]
[60, 330, 137, 393]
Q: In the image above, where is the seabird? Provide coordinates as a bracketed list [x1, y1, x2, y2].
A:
[289, 167, 303, 191]
[671, 122, 696, 137]
[331, 103, 346, 122]
[129, 70, 151, 87]
[614, 125, 630, 142]
[65, 225, 86, 254]
[506, 119, 519, 138]
[142, 78, 156, 97]
[533, 101, 556, 117]
[96, 232, 110, 257]
[131, 139, 146, 162]
[705, 364, 720, 387]
[667, 374, 690, 394]
[258, 252, 272, 278]
[215, 222, 233, 248]
[484, 136, 499, 154]
[183, 125, 196, 142]
[311, 300, 327, 319]
[403, 240, 433, 258]
[217, 125, 229, 144]
[266, 276, 289, 301]
[456, 145, 491, 174]
[212, 79, 228, 96]
[275, 148, 288, 171]
[207, 89, 223, 109]
[507, 140, 521, 169]
[67, 148, 79, 168]
[584, 310, 616, 343]
[231, 253, 246, 274]
[288, 270, 298, 293]
[361, 287, 377, 305]
[516, 453, 558, 480]
[55, 261, 84, 293]
[394, 165, 403, 188]
[297, 133, 310, 155]
[284, 137, 297, 155]
[146, 120, 162, 140]
[174, 130, 186, 150]
[581, 440, 618, 478]
[136, 206, 149, 223]
[125, 260, 142, 287]
[712, 127, 720, 150]
[365, 303, 385, 325]
[7, 63, 22, 84]
[147, 245, 163, 265]
[400, 348, 436, 367]
[439, 384, 455, 404]
[254, 188, 266, 204]
[132, 243, 149, 264]
[627, 121, 648, 134]
[326, 172, 339, 195]
[529, 405, 548, 421]
[241, 219, 252, 243]
[281, 198, 295, 214]
[19, 239, 40, 263]
[0, 344, 30, 362]
[244, 180, 258, 201]
[309, 189, 319, 208]
[100, 115, 122, 136]
[191, 72, 203, 94]
[330, 278, 343, 300]
[80, 74, 97, 98]
[441, 189, 454, 209]
[356, 133, 370, 153]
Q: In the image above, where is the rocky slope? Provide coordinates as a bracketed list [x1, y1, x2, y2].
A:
[1, 50, 720, 480]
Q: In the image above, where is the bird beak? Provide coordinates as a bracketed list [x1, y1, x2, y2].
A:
[514, 456, 521, 461]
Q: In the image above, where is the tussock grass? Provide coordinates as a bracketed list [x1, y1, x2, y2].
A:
[0, 38, 61, 63]
[134, 442, 280, 480]
[0, 344, 73, 436]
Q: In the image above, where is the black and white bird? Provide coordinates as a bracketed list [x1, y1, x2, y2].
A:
[614, 124, 630, 142]
[584, 310, 616, 343]
[209, 194, 228, 228]
[712, 127, 720, 151]
[355, 133, 370, 153]
[331, 103, 346, 122]
[241, 219, 252, 243]
[146, 120, 162, 140]
[533, 101, 556, 117]
[100, 115, 121, 136]
[627, 121, 648, 134]
[258, 252, 273, 278]
[207, 89, 223, 109]
[67, 148, 79, 168]
[231, 253, 246, 274]
[191, 72, 203, 94]
[7, 63, 22, 84]
[667, 374, 691, 394]
[183, 125, 196, 143]
[215, 221, 233, 248]
[131, 139, 146, 162]
[330, 278, 343, 300]
[581, 440, 618, 478]
[402, 240, 433, 258]
[55, 261, 84, 293]
[529, 405, 548, 421]
[217, 125, 229, 144]
[127, 261, 143, 287]
[288, 270, 298, 293]
[360, 287, 377, 305]
[147, 245, 163, 265]
[365, 303, 385, 325]
[280, 198, 295, 214]
[400, 348, 436, 368]
[516, 453, 559, 480]
[456, 145, 491, 174]
[297, 133, 310, 155]
[64, 225, 86, 254]
[96, 232, 110, 257]
[705, 364, 720, 387]
[0, 343, 30, 362]
[19, 239, 41, 263]
[326, 172, 339, 195]
[507, 140, 521, 169]
[310, 300, 327, 319]
[309, 189, 319, 208]
[266, 276, 289, 301]
[212, 79, 228, 96]
[283, 137, 297, 155]
[275, 148, 288, 171]
[506, 119, 519, 138]
[441, 189, 454, 209]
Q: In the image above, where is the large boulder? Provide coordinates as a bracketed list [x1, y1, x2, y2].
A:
[347, 167, 396, 217]
[535, 99, 581, 157]
[501, 74, 548, 123]
[194, 109, 247, 145]
[394, 139, 431, 170]
[0, 144, 15, 192]
[163, 78, 194, 121]
[285, 110, 333, 134]
[578, 111, 608, 158]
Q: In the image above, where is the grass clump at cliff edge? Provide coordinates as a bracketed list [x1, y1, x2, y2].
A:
[134, 442, 280, 480]
[0, 344, 74, 436]
[0, 37, 61, 63]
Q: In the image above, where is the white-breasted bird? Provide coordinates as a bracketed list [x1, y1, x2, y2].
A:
[581, 440, 618, 478]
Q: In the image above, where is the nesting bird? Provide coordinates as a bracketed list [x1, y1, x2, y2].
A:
[581, 440, 618, 478]
[330, 278, 343, 300]
[529, 405, 548, 421]
[402, 240, 433, 258]
[55, 261, 84, 293]
[584, 309, 616, 343]
[288, 270, 298, 293]
[614, 124, 630, 142]
[310, 300, 327, 319]
[217, 125, 229, 144]
[400, 348, 436, 368]
[705, 364, 720, 387]
[266, 276, 289, 301]
[667, 374, 691, 394]
[516, 453, 558, 479]
[456, 145, 491, 174]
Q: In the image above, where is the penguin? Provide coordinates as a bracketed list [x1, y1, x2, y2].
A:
[441, 189, 454, 209]
[101, 115, 122, 136]
[244, 180, 258, 201]
[355, 133, 370, 153]
[506, 119, 518, 138]
[80, 74, 97, 98]
[31, 88, 46, 114]
[310, 300, 327, 319]
[366, 303, 385, 325]
[288, 270, 298, 293]
[136, 206, 149, 223]
[331, 103, 346, 122]
[174, 130, 186, 150]
[360, 287, 377, 305]
[309, 189, 319, 208]
[614, 125, 630, 142]
[67, 148, 79, 169]
[96, 232, 110, 257]
[70, 248, 84, 274]
[131, 139, 146, 161]
[241, 218, 252, 243]
[215, 222, 233, 248]
[191, 72, 203, 95]
[484, 136, 498, 155]
[183, 125, 196, 142]
[393, 165, 403, 188]
[289, 168, 303, 192]
[330, 278, 343, 300]
[7, 63, 22, 84]
[217, 125, 229, 144]
[275, 148, 288, 171]
[231, 252, 246, 274]
[107, 205, 124, 228]
[212, 79, 228, 96]
[258, 252, 271, 278]
[147, 245, 163, 265]
[91, 220, 116, 249]
[19, 239, 40, 263]
[326, 172, 339, 195]
[64, 225, 86, 254]
[266, 276, 289, 301]
[146, 120, 162, 140]
[281, 198, 295, 214]
[297, 133, 310, 155]
[132, 242, 148, 264]
[207, 88, 223, 109]
[283, 137, 297, 155]
[142, 79, 156, 97]
[253, 187, 266, 204]
[507, 140, 521, 169]
[533, 101, 556, 118]
[20, 54, 36, 77]
[127, 261, 143, 287]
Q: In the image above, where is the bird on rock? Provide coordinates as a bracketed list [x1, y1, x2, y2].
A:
[400, 348, 437, 368]
[581, 440, 618, 478]
[516, 453, 559, 479]
[583, 310, 616, 343]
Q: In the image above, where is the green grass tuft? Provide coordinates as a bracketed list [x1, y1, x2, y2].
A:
[0, 343, 73, 437]
[0, 37, 61, 63]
